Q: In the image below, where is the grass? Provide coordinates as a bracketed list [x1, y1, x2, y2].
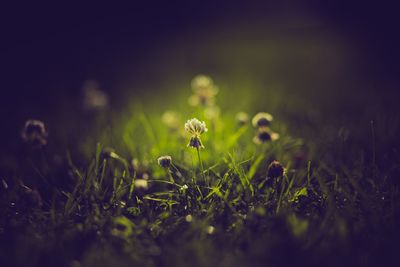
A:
[0, 75, 399, 267]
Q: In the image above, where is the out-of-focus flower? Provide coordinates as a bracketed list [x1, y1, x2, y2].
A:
[188, 75, 218, 107]
[111, 216, 134, 239]
[191, 75, 214, 91]
[252, 112, 274, 128]
[134, 179, 149, 190]
[236, 112, 249, 125]
[267, 160, 285, 179]
[184, 118, 208, 149]
[161, 111, 181, 131]
[185, 214, 193, 222]
[204, 106, 220, 120]
[82, 80, 109, 110]
[131, 158, 150, 179]
[206, 225, 215, 235]
[21, 120, 48, 147]
[253, 127, 279, 144]
[157, 155, 172, 168]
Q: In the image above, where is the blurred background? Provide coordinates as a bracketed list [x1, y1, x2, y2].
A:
[0, 2, 399, 157]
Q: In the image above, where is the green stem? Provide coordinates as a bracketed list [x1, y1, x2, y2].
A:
[276, 177, 286, 214]
[307, 160, 311, 187]
[167, 169, 175, 183]
[171, 163, 183, 181]
[197, 147, 206, 184]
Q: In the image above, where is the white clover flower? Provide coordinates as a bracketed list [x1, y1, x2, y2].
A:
[188, 75, 218, 107]
[184, 118, 208, 136]
[191, 75, 214, 91]
[184, 118, 208, 149]
[252, 112, 274, 128]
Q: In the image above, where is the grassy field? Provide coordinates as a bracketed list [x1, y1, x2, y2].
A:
[0, 63, 399, 267]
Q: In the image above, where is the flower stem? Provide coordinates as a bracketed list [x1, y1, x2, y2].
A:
[196, 147, 206, 184]
[166, 169, 175, 183]
[276, 177, 286, 214]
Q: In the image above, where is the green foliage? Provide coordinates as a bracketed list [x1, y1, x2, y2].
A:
[0, 75, 398, 267]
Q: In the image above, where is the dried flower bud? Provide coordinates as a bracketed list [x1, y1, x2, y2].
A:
[188, 136, 204, 149]
[267, 160, 285, 179]
[157, 155, 172, 168]
[21, 120, 48, 147]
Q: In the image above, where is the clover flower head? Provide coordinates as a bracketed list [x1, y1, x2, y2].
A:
[236, 112, 249, 125]
[157, 155, 172, 168]
[252, 112, 274, 128]
[267, 160, 285, 179]
[189, 74, 218, 107]
[191, 75, 214, 91]
[185, 118, 207, 149]
[253, 127, 279, 144]
[21, 119, 48, 147]
[185, 118, 208, 136]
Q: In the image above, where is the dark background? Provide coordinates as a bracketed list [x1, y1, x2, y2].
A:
[0, 2, 399, 154]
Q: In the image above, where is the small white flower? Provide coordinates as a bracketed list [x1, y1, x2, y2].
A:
[184, 118, 208, 149]
[184, 118, 208, 136]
